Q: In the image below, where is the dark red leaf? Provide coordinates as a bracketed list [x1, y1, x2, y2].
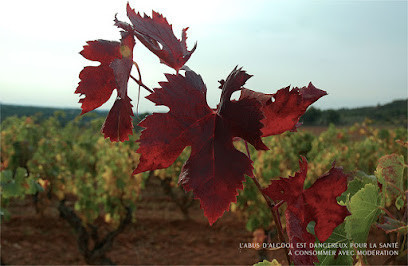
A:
[179, 114, 254, 225]
[219, 67, 267, 150]
[76, 65, 116, 114]
[101, 96, 134, 142]
[133, 71, 211, 174]
[286, 209, 319, 265]
[262, 157, 349, 265]
[134, 67, 267, 224]
[75, 31, 135, 141]
[126, 3, 196, 72]
[240, 83, 327, 136]
[110, 57, 133, 98]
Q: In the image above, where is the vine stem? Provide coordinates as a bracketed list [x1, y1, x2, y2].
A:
[129, 61, 153, 94]
[384, 181, 405, 196]
[130, 74, 153, 94]
[243, 140, 291, 264]
[379, 207, 396, 220]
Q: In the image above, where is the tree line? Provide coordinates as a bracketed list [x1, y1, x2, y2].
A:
[1, 98, 406, 127]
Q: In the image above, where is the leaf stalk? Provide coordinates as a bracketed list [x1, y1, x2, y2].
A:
[243, 140, 291, 264]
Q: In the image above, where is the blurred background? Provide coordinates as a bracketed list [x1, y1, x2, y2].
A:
[1, 0, 407, 265]
[0, 0, 407, 111]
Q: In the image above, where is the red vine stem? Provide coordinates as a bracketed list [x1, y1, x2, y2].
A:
[379, 207, 397, 220]
[130, 74, 153, 94]
[384, 181, 405, 196]
[243, 140, 291, 264]
[130, 62, 153, 95]
[133, 62, 142, 115]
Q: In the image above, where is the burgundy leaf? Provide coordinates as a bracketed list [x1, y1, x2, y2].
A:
[262, 157, 349, 265]
[286, 209, 319, 265]
[134, 67, 267, 224]
[133, 71, 211, 174]
[240, 83, 327, 136]
[126, 3, 196, 72]
[79, 40, 122, 64]
[101, 96, 134, 142]
[76, 65, 116, 114]
[75, 31, 135, 141]
[110, 57, 133, 98]
[179, 114, 254, 225]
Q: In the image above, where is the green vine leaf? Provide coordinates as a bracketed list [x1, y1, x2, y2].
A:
[253, 259, 281, 266]
[337, 171, 376, 206]
[375, 154, 405, 205]
[345, 183, 382, 251]
[315, 223, 353, 266]
[395, 195, 405, 210]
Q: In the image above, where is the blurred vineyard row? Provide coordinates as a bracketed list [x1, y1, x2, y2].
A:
[1, 112, 148, 264]
[1, 112, 407, 264]
[233, 123, 407, 231]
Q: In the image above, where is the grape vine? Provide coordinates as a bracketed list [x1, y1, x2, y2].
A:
[72, 3, 347, 264]
[71, 3, 408, 265]
[2, 2, 406, 265]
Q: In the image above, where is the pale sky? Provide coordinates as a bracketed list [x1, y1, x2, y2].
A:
[0, 0, 407, 112]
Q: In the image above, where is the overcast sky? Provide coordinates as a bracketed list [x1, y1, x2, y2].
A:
[0, 0, 407, 112]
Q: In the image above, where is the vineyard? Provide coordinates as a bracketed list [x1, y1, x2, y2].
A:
[1, 113, 407, 265]
[1, 3, 408, 265]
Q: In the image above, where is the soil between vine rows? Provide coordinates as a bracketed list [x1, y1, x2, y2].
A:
[0, 174, 404, 265]
[1, 176, 285, 265]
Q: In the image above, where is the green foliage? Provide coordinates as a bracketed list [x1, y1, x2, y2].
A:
[233, 123, 407, 234]
[315, 223, 353, 265]
[395, 195, 404, 210]
[312, 150, 406, 265]
[231, 122, 407, 265]
[0, 114, 145, 228]
[1, 168, 41, 198]
[253, 259, 281, 266]
[337, 171, 376, 205]
[344, 184, 383, 251]
[375, 154, 405, 206]
[1, 167, 43, 220]
[1, 112, 407, 265]
[307, 123, 407, 179]
[1, 116, 43, 171]
[236, 176, 272, 232]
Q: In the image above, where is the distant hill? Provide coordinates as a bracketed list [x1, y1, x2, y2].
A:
[1, 105, 85, 124]
[0, 104, 148, 128]
[338, 99, 407, 125]
[301, 99, 407, 127]
[1, 99, 407, 128]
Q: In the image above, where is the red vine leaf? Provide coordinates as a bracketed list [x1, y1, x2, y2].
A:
[134, 67, 267, 224]
[285, 209, 318, 265]
[75, 31, 135, 141]
[126, 3, 196, 72]
[262, 157, 349, 265]
[240, 83, 327, 136]
[101, 96, 134, 142]
[377, 216, 407, 234]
